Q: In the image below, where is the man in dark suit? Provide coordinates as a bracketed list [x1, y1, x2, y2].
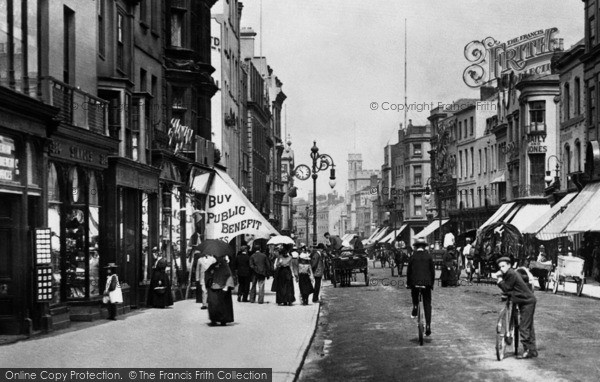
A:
[407, 237, 435, 336]
[249, 244, 272, 304]
[232, 245, 251, 302]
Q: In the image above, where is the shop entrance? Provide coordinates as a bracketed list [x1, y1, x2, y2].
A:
[0, 194, 21, 333]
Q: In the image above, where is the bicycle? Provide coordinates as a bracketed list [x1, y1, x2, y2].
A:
[415, 285, 426, 346]
[496, 295, 519, 361]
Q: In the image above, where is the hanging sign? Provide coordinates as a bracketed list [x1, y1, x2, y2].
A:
[35, 266, 53, 302]
[34, 228, 52, 265]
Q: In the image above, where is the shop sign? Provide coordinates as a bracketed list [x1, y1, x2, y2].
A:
[526, 134, 547, 154]
[0, 135, 19, 182]
[49, 139, 109, 168]
[463, 27, 559, 87]
[116, 166, 159, 193]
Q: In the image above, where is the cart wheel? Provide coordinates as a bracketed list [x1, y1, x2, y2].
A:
[552, 276, 559, 294]
[576, 279, 584, 297]
[365, 270, 369, 286]
[332, 269, 337, 288]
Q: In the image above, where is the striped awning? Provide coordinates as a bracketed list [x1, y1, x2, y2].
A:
[478, 202, 516, 232]
[415, 219, 449, 239]
[379, 224, 408, 243]
[522, 192, 577, 235]
[506, 203, 550, 233]
[537, 182, 600, 240]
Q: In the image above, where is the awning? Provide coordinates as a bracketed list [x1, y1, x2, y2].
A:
[371, 227, 390, 242]
[379, 224, 408, 243]
[415, 219, 449, 239]
[367, 227, 384, 241]
[479, 202, 516, 232]
[505, 203, 550, 232]
[522, 192, 577, 235]
[491, 171, 506, 184]
[536, 181, 600, 240]
[190, 173, 212, 194]
[564, 181, 600, 232]
[205, 168, 279, 242]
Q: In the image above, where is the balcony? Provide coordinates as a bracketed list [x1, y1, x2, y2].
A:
[41, 77, 107, 135]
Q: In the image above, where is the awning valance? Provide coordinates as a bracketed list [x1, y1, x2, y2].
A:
[415, 219, 449, 239]
[205, 168, 279, 242]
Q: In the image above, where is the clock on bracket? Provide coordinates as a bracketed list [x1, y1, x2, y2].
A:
[294, 164, 311, 180]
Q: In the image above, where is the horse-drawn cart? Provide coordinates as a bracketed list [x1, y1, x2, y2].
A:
[331, 250, 369, 288]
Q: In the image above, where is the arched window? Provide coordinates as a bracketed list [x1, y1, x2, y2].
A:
[564, 144, 571, 176]
[575, 139, 582, 172]
[47, 163, 61, 304]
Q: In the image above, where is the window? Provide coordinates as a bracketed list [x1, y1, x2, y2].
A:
[464, 119, 468, 138]
[459, 150, 463, 178]
[530, 154, 545, 195]
[484, 147, 488, 173]
[458, 121, 462, 140]
[470, 117, 474, 136]
[98, 0, 105, 56]
[140, 0, 148, 25]
[171, 11, 184, 47]
[413, 143, 422, 157]
[590, 85, 596, 127]
[589, 16, 596, 47]
[413, 165, 422, 185]
[478, 149, 482, 175]
[140, 68, 147, 92]
[575, 139, 582, 172]
[564, 144, 571, 175]
[574, 77, 581, 116]
[414, 194, 422, 217]
[470, 147, 474, 177]
[564, 83, 570, 120]
[64, 6, 75, 84]
[151, 0, 160, 33]
[471, 189, 475, 208]
[529, 101, 546, 132]
[117, 12, 125, 72]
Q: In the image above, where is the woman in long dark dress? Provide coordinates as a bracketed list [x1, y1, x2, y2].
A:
[205, 256, 235, 326]
[147, 256, 173, 308]
[273, 247, 295, 306]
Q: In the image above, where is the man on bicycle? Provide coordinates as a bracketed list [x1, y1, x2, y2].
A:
[494, 257, 538, 359]
[407, 237, 435, 336]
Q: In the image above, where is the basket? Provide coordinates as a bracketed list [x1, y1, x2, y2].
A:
[556, 256, 584, 278]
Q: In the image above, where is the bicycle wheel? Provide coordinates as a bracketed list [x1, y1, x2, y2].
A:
[418, 301, 424, 346]
[496, 307, 508, 361]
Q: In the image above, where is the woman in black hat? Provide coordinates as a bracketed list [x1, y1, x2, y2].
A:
[147, 248, 173, 308]
[103, 263, 120, 320]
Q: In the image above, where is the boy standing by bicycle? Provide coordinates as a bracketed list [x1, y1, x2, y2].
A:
[407, 238, 435, 336]
[494, 257, 538, 359]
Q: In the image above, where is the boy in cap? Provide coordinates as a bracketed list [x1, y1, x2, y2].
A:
[493, 257, 538, 358]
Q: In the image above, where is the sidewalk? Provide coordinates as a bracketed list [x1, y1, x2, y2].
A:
[0, 278, 320, 382]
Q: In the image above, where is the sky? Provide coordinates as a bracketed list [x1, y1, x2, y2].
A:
[239, 0, 584, 199]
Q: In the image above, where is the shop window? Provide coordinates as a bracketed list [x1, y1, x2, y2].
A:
[26, 141, 39, 187]
[88, 173, 100, 296]
[65, 207, 86, 299]
[48, 163, 61, 304]
[69, 167, 81, 204]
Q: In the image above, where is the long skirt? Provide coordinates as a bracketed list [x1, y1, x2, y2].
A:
[207, 288, 234, 324]
[299, 273, 314, 296]
[275, 267, 295, 304]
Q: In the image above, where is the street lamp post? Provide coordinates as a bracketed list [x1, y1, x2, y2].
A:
[425, 171, 444, 246]
[292, 141, 336, 247]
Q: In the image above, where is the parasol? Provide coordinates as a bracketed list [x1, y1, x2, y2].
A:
[267, 235, 295, 245]
[197, 239, 234, 258]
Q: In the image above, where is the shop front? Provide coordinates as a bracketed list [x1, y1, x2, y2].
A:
[46, 130, 118, 325]
[0, 89, 59, 334]
[105, 158, 160, 309]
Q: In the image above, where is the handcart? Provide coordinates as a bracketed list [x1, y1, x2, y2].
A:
[549, 255, 585, 296]
[331, 250, 369, 288]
